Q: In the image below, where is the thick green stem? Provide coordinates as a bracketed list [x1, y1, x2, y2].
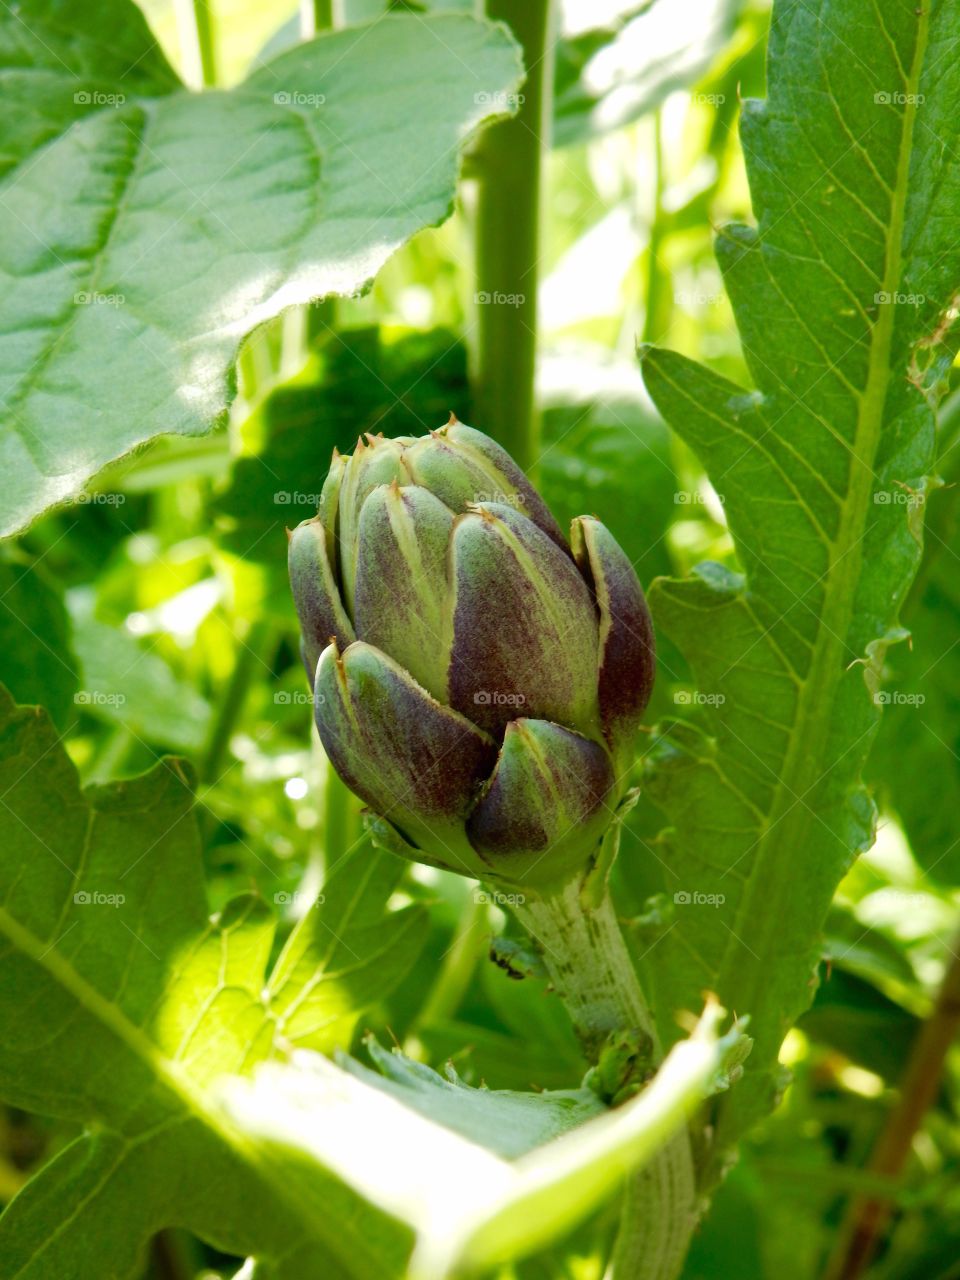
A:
[173, 0, 216, 88]
[513, 880, 697, 1280]
[299, 0, 334, 38]
[641, 113, 668, 347]
[201, 621, 272, 786]
[472, 0, 553, 475]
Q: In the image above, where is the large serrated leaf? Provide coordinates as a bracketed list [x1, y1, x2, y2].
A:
[637, 0, 960, 1166]
[0, 1, 521, 535]
[223, 1006, 744, 1279]
[0, 687, 427, 1278]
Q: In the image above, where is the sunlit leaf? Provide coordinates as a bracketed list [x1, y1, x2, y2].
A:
[0, 1, 520, 534]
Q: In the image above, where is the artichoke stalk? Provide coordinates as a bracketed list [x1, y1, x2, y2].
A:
[288, 416, 655, 892]
[289, 418, 697, 1280]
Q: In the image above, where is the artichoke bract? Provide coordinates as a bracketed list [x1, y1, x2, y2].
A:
[289, 419, 654, 890]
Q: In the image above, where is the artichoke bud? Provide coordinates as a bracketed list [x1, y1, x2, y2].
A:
[289, 421, 656, 892]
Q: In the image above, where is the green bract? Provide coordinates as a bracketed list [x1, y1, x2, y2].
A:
[289, 421, 654, 889]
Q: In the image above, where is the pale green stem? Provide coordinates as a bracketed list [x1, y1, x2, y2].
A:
[472, 0, 554, 475]
[513, 880, 697, 1280]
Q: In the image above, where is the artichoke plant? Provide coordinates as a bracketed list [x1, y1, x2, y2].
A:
[289, 419, 654, 891]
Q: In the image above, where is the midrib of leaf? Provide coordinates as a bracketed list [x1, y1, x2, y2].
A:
[0, 901, 385, 1277]
[716, 8, 931, 1023]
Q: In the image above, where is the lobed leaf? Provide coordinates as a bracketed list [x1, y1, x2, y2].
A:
[638, 0, 960, 1168]
[0, 687, 426, 1277]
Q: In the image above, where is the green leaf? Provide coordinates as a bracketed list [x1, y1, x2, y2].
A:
[0, 2, 520, 535]
[222, 1003, 744, 1279]
[0, 558, 78, 728]
[69, 602, 213, 752]
[637, 0, 960, 1172]
[538, 367, 676, 588]
[867, 444, 960, 880]
[345, 1036, 605, 1157]
[0, 687, 427, 1278]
